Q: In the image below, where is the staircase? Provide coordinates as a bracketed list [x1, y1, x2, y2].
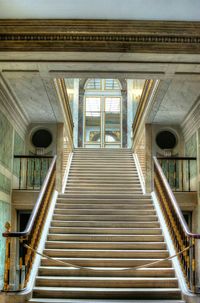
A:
[30, 148, 184, 303]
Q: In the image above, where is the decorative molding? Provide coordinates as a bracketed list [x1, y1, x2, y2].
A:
[0, 20, 200, 53]
[181, 97, 200, 141]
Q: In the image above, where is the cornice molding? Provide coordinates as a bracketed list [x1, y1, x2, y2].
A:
[0, 20, 200, 53]
[181, 97, 200, 141]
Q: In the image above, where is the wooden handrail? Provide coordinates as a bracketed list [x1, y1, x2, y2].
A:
[154, 157, 200, 239]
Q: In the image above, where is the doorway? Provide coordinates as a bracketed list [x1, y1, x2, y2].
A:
[83, 79, 122, 148]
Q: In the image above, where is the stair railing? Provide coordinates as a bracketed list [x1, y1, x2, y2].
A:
[2, 155, 57, 292]
[157, 156, 197, 192]
[153, 156, 200, 293]
[13, 155, 53, 190]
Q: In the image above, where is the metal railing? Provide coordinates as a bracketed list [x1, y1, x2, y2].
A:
[13, 155, 53, 190]
[3, 156, 56, 291]
[154, 157, 200, 293]
[157, 157, 197, 192]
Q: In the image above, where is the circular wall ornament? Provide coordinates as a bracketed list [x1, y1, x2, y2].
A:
[156, 130, 177, 150]
[31, 129, 52, 148]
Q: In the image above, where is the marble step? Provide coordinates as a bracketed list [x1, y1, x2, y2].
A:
[50, 221, 160, 228]
[47, 233, 164, 241]
[53, 209, 156, 216]
[40, 257, 172, 268]
[30, 299, 185, 303]
[43, 248, 169, 258]
[45, 241, 167, 250]
[38, 266, 175, 277]
[32, 287, 181, 300]
[55, 203, 154, 209]
[35, 276, 178, 288]
[57, 197, 152, 204]
[52, 214, 158, 222]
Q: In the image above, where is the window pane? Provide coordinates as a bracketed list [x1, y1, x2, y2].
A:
[86, 79, 101, 90]
[86, 97, 101, 112]
[85, 115, 101, 143]
[105, 97, 120, 112]
[105, 79, 121, 90]
[105, 112, 121, 143]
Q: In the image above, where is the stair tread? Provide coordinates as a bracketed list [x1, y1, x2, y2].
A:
[30, 299, 184, 303]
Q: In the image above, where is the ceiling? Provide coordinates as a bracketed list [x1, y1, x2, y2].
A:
[3, 71, 64, 123]
[150, 79, 200, 124]
[0, 0, 199, 20]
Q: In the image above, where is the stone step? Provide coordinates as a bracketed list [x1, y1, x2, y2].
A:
[47, 233, 163, 241]
[66, 184, 141, 189]
[57, 198, 152, 204]
[45, 241, 167, 250]
[40, 257, 172, 268]
[51, 221, 160, 228]
[43, 249, 169, 258]
[32, 287, 181, 300]
[30, 298, 185, 303]
[55, 203, 154, 209]
[67, 181, 140, 185]
[69, 172, 139, 176]
[38, 266, 175, 278]
[50, 221, 160, 228]
[35, 276, 178, 288]
[52, 214, 158, 222]
[62, 194, 144, 198]
[71, 163, 136, 167]
[64, 189, 142, 193]
[53, 209, 156, 216]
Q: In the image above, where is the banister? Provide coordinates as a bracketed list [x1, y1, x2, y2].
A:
[153, 156, 200, 239]
[14, 155, 53, 159]
[157, 156, 196, 160]
[3, 155, 57, 238]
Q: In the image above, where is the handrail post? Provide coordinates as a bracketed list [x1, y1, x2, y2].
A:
[3, 222, 11, 291]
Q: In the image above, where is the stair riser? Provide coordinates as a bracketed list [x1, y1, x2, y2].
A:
[45, 242, 167, 250]
[52, 215, 158, 221]
[54, 210, 156, 215]
[43, 250, 169, 258]
[33, 289, 181, 300]
[57, 197, 151, 202]
[55, 204, 154, 209]
[40, 258, 172, 268]
[63, 194, 144, 198]
[38, 267, 175, 278]
[51, 221, 160, 228]
[47, 234, 164, 241]
[35, 278, 178, 288]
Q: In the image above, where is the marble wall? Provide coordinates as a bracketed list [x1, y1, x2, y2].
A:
[0, 108, 25, 288]
[185, 132, 197, 180]
[13, 131, 25, 177]
[0, 200, 10, 289]
[0, 110, 13, 170]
